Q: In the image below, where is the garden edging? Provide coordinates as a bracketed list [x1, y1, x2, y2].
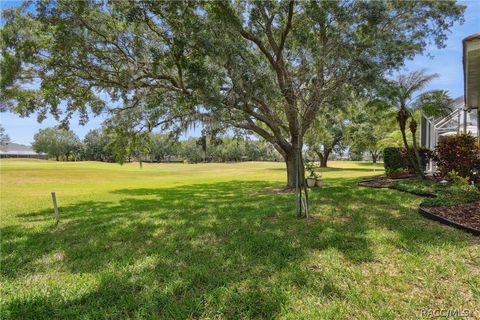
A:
[418, 204, 480, 236]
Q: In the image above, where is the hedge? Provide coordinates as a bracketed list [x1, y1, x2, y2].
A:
[384, 147, 433, 176]
[383, 147, 405, 175]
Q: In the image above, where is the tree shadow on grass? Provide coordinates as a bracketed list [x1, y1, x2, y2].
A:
[354, 162, 384, 167]
[267, 166, 381, 172]
[2, 179, 478, 319]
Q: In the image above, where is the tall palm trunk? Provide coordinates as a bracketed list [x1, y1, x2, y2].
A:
[409, 118, 425, 178]
[397, 108, 420, 176]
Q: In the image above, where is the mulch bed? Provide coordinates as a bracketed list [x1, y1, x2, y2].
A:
[357, 175, 416, 188]
[357, 176, 393, 188]
[425, 202, 480, 231]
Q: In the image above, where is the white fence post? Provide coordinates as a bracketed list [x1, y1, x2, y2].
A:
[51, 192, 59, 225]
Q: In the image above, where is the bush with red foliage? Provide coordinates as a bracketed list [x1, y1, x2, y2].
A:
[400, 147, 432, 173]
[433, 134, 480, 182]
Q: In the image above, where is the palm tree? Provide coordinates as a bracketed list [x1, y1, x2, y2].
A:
[412, 89, 452, 168]
[388, 70, 439, 178]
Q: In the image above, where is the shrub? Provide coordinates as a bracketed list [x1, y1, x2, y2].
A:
[473, 142, 480, 182]
[447, 170, 470, 185]
[384, 147, 432, 176]
[383, 147, 405, 175]
[421, 184, 480, 207]
[433, 134, 480, 182]
[400, 147, 432, 173]
[386, 168, 410, 177]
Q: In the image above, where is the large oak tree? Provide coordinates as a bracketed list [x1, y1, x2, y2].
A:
[1, 0, 464, 187]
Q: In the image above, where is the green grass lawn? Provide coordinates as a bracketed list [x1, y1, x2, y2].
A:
[1, 159, 479, 319]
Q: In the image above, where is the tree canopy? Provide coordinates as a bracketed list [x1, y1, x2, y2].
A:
[32, 127, 81, 160]
[305, 103, 349, 167]
[83, 128, 116, 162]
[1, 0, 465, 186]
[345, 100, 397, 163]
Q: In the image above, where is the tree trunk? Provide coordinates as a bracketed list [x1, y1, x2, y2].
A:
[397, 108, 421, 176]
[399, 120, 417, 170]
[411, 139, 424, 178]
[371, 151, 378, 164]
[315, 150, 324, 166]
[399, 124, 410, 151]
[409, 119, 425, 179]
[285, 147, 304, 189]
[320, 149, 331, 168]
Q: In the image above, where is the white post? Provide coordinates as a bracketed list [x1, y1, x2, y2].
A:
[51, 192, 59, 225]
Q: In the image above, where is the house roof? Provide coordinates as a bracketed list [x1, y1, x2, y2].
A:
[464, 33, 480, 42]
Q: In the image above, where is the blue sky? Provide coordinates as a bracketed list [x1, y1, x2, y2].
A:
[1, 0, 479, 145]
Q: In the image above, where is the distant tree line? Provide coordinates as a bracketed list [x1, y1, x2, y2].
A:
[32, 128, 81, 161]
[0, 124, 11, 151]
[31, 127, 283, 163]
[25, 115, 409, 164]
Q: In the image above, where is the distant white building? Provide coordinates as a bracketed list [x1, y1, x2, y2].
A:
[0, 142, 48, 160]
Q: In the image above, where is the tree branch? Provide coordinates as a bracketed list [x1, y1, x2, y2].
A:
[277, 0, 294, 61]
